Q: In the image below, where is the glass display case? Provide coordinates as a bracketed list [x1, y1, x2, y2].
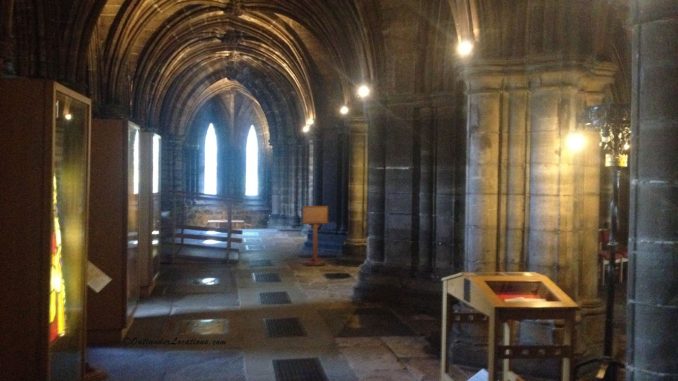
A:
[87, 119, 140, 343]
[441, 272, 578, 381]
[138, 131, 161, 296]
[0, 79, 90, 380]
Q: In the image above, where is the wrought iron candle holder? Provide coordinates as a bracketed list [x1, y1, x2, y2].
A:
[576, 103, 630, 381]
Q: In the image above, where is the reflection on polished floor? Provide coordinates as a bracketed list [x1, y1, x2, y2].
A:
[88, 229, 456, 381]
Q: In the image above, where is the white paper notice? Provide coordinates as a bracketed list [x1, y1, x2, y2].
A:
[87, 261, 112, 293]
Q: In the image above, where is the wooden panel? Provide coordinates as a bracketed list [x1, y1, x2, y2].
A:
[302, 205, 329, 224]
[0, 78, 51, 381]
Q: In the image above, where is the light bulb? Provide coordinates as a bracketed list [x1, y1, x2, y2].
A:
[457, 40, 474, 57]
[357, 84, 370, 99]
[566, 131, 586, 153]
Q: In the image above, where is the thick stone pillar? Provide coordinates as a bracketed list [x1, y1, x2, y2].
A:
[337, 128, 349, 233]
[460, 61, 617, 369]
[414, 107, 433, 276]
[268, 142, 284, 226]
[288, 138, 300, 225]
[627, 2, 678, 379]
[366, 109, 386, 264]
[343, 116, 368, 261]
[356, 97, 466, 308]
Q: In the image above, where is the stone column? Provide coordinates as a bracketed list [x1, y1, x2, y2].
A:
[627, 2, 678, 379]
[288, 138, 300, 225]
[343, 116, 368, 260]
[268, 142, 283, 226]
[463, 71, 503, 272]
[366, 109, 386, 264]
[338, 127, 349, 233]
[461, 61, 616, 368]
[415, 106, 434, 276]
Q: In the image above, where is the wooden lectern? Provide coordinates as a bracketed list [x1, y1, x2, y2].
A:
[302, 206, 328, 266]
[441, 272, 578, 381]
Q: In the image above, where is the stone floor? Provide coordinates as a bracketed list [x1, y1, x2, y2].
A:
[87, 229, 628, 381]
[88, 229, 460, 381]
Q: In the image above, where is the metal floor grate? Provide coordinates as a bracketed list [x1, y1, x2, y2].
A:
[265, 318, 306, 337]
[323, 272, 351, 280]
[260, 291, 292, 305]
[249, 259, 273, 268]
[273, 358, 328, 381]
[252, 272, 281, 282]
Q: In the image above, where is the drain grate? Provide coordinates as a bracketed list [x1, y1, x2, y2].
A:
[265, 318, 306, 337]
[260, 291, 291, 305]
[323, 272, 351, 280]
[249, 259, 273, 268]
[273, 358, 328, 381]
[252, 272, 281, 282]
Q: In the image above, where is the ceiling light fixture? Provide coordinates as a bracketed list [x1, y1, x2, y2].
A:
[357, 84, 370, 99]
[456, 40, 474, 57]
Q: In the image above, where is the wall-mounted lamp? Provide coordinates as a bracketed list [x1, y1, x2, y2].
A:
[339, 105, 349, 116]
[566, 130, 586, 153]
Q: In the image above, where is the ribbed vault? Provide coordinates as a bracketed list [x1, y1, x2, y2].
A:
[84, 0, 373, 144]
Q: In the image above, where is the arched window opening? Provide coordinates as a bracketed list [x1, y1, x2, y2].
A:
[245, 125, 259, 196]
[204, 123, 218, 195]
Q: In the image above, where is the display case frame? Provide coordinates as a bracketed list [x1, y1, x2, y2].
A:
[87, 119, 140, 343]
[138, 131, 161, 297]
[0, 78, 91, 380]
[441, 272, 578, 381]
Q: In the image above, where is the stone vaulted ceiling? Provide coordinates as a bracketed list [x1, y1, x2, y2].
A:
[88, 0, 374, 143]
